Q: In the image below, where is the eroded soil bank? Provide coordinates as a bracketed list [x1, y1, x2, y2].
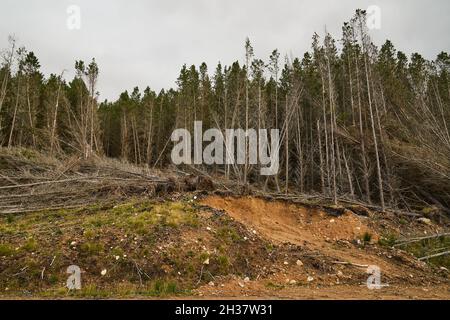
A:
[198, 195, 449, 299]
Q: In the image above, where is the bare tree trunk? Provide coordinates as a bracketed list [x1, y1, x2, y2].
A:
[347, 55, 356, 126]
[317, 120, 325, 194]
[8, 77, 21, 148]
[342, 146, 355, 198]
[224, 87, 229, 179]
[295, 102, 304, 193]
[121, 112, 128, 160]
[354, 51, 371, 203]
[320, 74, 330, 193]
[377, 87, 394, 205]
[285, 94, 289, 194]
[25, 79, 36, 148]
[51, 71, 64, 155]
[131, 116, 138, 164]
[362, 44, 385, 211]
[244, 71, 249, 185]
[146, 103, 154, 165]
[90, 100, 94, 157]
[325, 54, 337, 205]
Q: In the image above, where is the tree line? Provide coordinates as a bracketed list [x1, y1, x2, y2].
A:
[1, 10, 449, 211]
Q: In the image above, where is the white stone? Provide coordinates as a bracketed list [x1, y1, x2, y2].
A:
[418, 218, 432, 226]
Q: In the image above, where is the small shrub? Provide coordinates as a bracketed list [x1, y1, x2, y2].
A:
[6, 214, 14, 224]
[151, 279, 179, 296]
[0, 244, 14, 256]
[87, 216, 107, 228]
[48, 274, 59, 285]
[217, 255, 230, 273]
[378, 233, 397, 247]
[76, 284, 109, 298]
[266, 282, 285, 290]
[111, 246, 124, 257]
[83, 229, 96, 240]
[362, 232, 372, 243]
[22, 238, 38, 252]
[80, 242, 104, 255]
[217, 227, 241, 243]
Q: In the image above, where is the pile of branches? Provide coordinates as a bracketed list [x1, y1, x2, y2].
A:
[0, 149, 211, 215]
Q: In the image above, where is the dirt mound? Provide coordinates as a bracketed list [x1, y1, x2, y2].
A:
[200, 195, 447, 280]
[201, 195, 377, 246]
[196, 195, 449, 299]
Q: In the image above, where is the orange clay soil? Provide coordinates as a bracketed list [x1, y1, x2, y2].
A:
[197, 195, 449, 300]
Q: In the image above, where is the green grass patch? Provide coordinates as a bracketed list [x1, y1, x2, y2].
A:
[400, 235, 450, 269]
[266, 282, 285, 290]
[121, 201, 199, 234]
[148, 279, 180, 296]
[21, 238, 38, 252]
[378, 233, 397, 247]
[217, 226, 241, 243]
[80, 241, 104, 255]
[0, 243, 14, 256]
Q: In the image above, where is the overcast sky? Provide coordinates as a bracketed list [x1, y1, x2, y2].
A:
[1, 0, 449, 100]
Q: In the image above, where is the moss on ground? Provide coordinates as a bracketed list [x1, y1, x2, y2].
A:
[0, 196, 273, 298]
